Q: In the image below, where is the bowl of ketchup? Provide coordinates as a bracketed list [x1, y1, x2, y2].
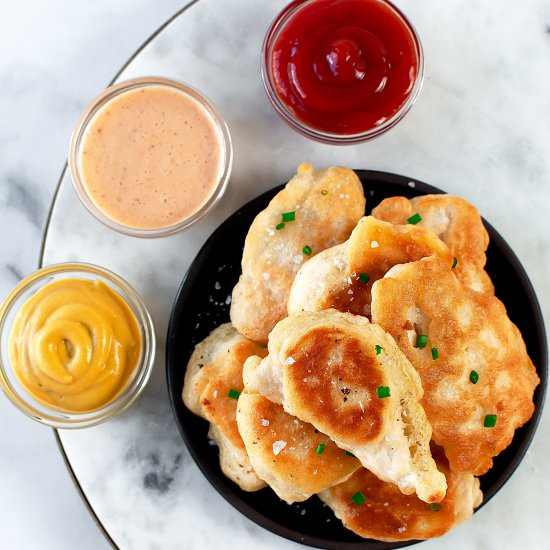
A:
[262, 0, 424, 144]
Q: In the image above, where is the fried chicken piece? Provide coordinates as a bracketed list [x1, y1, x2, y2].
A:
[372, 194, 493, 293]
[288, 216, 452, 317]
[236, 390, 360, 503]
[371, 257, 539, 474]
[320, 445, 482, 542]
[182, 323, 267, 491]
[230, 163, 365, 343]
[243, 310, 447, 503]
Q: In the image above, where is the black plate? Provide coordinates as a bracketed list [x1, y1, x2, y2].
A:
[166, 171, 547, 549]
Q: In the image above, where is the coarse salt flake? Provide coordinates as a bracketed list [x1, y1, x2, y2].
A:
[261, 418, 270, 426]
[285, 356, 296, 365]
[272, 440, 287, 455]
[370, 240, 379, 248]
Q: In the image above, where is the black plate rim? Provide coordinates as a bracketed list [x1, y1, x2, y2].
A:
[166, 170, 547, 549]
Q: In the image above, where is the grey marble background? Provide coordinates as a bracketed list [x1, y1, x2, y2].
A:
[0, 1, 181, 549]
[2, 0, 550, 549]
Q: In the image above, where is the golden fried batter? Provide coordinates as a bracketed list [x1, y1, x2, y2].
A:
[243, 310, 447, 503]
[372, 194, 493, 293]
[236, 390, 360, 503]
[320, 445, 482, 542]
[182, 323, 267, 491]
[230, 164, 365, 343]
[288, 216, 452, 317]
[371, 257, 539, 474]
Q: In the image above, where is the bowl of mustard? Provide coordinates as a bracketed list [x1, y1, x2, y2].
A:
[0, 262, 155, 428]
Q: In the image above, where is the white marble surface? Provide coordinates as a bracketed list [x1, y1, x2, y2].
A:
[2, 0, 550, 549]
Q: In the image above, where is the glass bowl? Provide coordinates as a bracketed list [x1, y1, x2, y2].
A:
[0, 263, 155, 428]
[261, 0, 424, 144]
[68, 76, 233, 238]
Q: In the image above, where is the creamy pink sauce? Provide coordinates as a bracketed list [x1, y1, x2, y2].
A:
[79, 85, 223, 230]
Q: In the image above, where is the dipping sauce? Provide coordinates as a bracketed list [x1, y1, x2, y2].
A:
[263, 0, 423, 142]
[8, 278, 141, 413]
[70, 78, 232, 236]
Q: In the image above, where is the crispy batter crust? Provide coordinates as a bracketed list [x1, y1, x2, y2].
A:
[244, 310, 447, 503]
[372, 194, 493, 293]
[320, 445, 482, 541]
[371, 257, 539, 474]
[236, 391, 360, 503]
[230, 164, 365, 343]
[288, 216, 452, 317]
[182, 323, 267, 491]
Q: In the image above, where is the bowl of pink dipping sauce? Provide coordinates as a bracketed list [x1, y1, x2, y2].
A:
[69, 77, 233, 237]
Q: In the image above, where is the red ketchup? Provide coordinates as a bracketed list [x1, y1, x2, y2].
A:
[264, 0, 422, 141]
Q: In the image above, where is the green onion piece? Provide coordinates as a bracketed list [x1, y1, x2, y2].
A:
[345, 451, 356, 457]
[431, 347, 439, 360]
[276, 222, 285, 230]
[316, 444, 326, 455]
[375, 345, 383, 355]
[484, 414, 497, 428]
[282, 211, 295, 222]
[302, 245, 312, 255]
[377, 386, 391, 398]
[321, 190, 328, 196]
[358, 273, 370, 284]
[228, 389, 241, 400]
[352, 491, 365, 506]
[429, 503, 442, 512]
[452, 256, 458, 269]
[416, 334, 428, 348]
[469, 370, 479, 384]
[407, 213, 422, 225]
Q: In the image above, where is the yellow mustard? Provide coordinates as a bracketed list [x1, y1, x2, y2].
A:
[8, 278, 141, 413]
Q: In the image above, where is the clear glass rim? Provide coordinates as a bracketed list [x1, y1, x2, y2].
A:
[261, 0, 425, 145]
[68, 76, 233, 238]
[0, 262, 156, 428]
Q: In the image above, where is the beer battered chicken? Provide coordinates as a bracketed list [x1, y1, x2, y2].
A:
[288, 215, 453, 317]
[243, 310, 447, 503]
[371, 257, 539, 474]
[320, 445, 482, 542]
[230, 163, 365, 343]
[182, 323, 267, 491]
[180, 167, 539, 542]
[236, 391, 360, 503]
[372, 194, 493, 293]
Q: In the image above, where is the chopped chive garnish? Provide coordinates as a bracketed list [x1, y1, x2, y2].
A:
[302, 245, 312, 255]
[352, 491, 365, 506]
[469, 370, 479, 384]
[345, 451, 356, 457]
[228, 389, 241, 400]
[321, 190, 328, 195]
[377, 386, 391, 398]
[316, 444, 326, 455]
[276, 222, 285, 230]
[452, 256, 458, 269]
[358, 272, 370, 284]
[484, 414, 497, 428]
[375, 345, 383, 355]
[416, 334, 428, 348]
[429, 503, 442, 512]
[282, 211, 295, 222]
[407, 213, 422, 225]
[431, 347, 439, 360]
